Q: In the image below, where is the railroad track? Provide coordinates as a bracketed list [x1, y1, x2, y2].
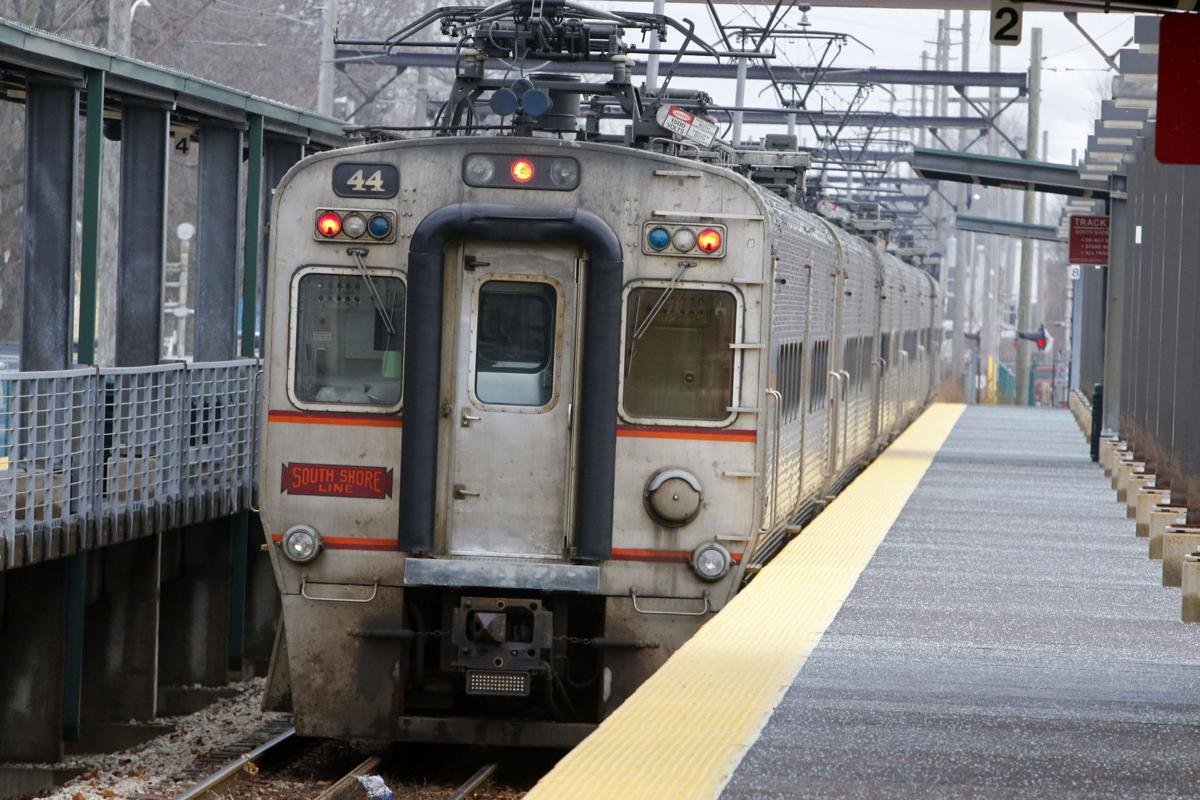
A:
[311, 756, 500, 800]
[168, 719, 298, 800]
[168, 725, 509, 800]
[446, 760, 500, 800]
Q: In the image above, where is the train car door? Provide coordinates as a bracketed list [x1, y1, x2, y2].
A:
[448, 243, 577, 559]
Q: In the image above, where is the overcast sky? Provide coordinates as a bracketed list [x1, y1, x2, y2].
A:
[617, 3, 1139, 165]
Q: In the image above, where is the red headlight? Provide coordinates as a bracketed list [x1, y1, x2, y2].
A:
[316, 211, 342, 237]
[697, 228, 722, 253]
[510, 158, 535, 183]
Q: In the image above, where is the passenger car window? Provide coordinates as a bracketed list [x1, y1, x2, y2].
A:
[293, 272, 404, 407]
[623, 287, 736, 422]
[474, 280, 557, 407]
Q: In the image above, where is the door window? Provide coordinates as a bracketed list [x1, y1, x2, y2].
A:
[292, 271, 404, 408]
[473, 280, 557, 407]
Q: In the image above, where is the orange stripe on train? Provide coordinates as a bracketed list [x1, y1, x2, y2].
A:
[616, 425, 756, 443]
[267, 410, 403, 428]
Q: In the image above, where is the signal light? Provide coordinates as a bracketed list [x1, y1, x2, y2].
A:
[647, 226, 671, 251]
[671, 228, 697, 252]
[367, 214, 392, 239]
[510, 159, 535, 183]
[696, 228, 722, 254]
[316, 211, 342, 238]
[342, 213, 366, 239]
[1017, 323, 1049, 351]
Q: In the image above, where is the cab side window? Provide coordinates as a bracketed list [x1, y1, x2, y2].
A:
[293, 271, 405, 408]
[622, 287, 737, 422]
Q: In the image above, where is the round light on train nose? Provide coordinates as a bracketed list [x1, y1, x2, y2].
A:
[671, 227, 697, 252]
[341, 213, 366, 238]
[465, 154, 495, 184]
[316, 211, 342, 238]
[367, 214, 392, 239]
[510, 158, 535, 183]
[549, 158, 579, 189]
[691, 542, 732, 582]
[697, 228, 722, 254]
[282, 524, 322, 564]
[647, 226, 671, 251]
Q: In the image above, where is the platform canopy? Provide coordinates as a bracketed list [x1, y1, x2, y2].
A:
[912, 147, 1109, 199]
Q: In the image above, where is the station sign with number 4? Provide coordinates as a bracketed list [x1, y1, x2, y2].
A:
[990, 0, 1022, 46]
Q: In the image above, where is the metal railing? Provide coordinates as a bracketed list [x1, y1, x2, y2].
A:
[0, 360, 258, 570]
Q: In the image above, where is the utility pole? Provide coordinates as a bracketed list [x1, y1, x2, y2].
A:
[951, 10, 970, 398]
[1015, 28, 1042, 406]
[413, 67, 429, 127]
[919, 50, 929, 149]
[981, 43, 1001, 399]
[732, 31, 748, 146]
[645, 0, 667, 92]
[318, 0, 338, 116]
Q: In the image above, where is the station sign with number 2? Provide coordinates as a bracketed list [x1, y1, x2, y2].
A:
[990, 0, 1022, 46]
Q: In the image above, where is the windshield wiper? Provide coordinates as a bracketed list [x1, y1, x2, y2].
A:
[631, 259, 696, 341]
[347, 247, 396, 335]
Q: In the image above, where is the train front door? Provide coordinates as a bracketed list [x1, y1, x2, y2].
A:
[448, 243, 578, 559]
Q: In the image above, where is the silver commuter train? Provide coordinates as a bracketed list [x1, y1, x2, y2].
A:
[259, 135, 939, 746]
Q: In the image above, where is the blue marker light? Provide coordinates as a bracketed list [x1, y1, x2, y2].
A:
[647, 226, 671, 251]
[368, 214, 392, 239]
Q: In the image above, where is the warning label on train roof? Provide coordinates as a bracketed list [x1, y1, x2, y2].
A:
[1069, 215, 1109, 266]
[655, 105, 718, 147]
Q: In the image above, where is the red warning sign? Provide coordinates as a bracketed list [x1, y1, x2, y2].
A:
[1068, 215, 1109, 266]
[1157, 15, 1200, 165]
[281, 462, 393, 499]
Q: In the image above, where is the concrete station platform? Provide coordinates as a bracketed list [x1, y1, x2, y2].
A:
[529, 405, 1200, 799]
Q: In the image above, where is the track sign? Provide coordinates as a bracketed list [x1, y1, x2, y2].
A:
[990, 0, 1022, 46]
[1069, 215, 1109, 266]
[1156, 15, 1200, 165]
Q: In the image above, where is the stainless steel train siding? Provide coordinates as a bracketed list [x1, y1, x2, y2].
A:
[258, 136, 939, 744]
[755, 189, 939, 554]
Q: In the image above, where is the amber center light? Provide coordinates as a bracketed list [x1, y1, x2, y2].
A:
[510, 158, 535, 183]
[316, 211, 342, 237]
[697, 228, 722, 253]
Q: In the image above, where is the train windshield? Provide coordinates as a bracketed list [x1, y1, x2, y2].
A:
[623, 287, 736, 421]
[293, 271, 405, 407]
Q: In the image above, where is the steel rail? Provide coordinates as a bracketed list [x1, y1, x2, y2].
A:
[448, 761, 500, 800]
[172, 726, 296, 800]
[313, 755, 385, 800]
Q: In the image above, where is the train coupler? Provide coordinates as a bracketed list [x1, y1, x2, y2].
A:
[451, 595, 553, 697]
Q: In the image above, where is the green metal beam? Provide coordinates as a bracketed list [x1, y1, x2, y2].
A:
[63, 67, 105, 743]
[76, 68, 103, 366]
[241, 114, 263, 359]
[231, 113, 265, 670]
[912, 147, 1109, 199]
[956, 214, 1063, 243]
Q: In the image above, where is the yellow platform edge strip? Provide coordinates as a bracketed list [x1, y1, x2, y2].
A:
[527, 402, 966, 800]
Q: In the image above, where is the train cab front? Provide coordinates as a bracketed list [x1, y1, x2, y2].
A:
[259, 137, 762, 747]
